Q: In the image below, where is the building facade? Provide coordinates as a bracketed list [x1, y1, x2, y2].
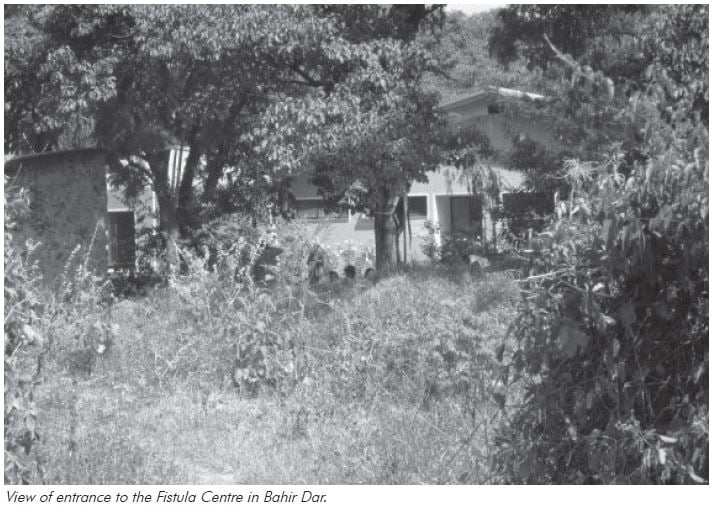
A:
[4, 87, 554, 282]
[290, 87, 555, 260]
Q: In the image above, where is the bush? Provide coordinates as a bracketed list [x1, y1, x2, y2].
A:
[421, 220, 488, 266]
[494, 6, 708, 484]
[4, 181, 46, 484]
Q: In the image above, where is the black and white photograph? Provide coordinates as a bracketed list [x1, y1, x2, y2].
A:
[4, 2, 709, 493]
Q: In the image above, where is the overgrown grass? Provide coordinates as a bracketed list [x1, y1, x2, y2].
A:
[32, 265, 519, 484]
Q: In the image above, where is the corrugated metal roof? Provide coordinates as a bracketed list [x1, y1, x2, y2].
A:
[4, 148, 104, 173]
[439, 86, 549, 112]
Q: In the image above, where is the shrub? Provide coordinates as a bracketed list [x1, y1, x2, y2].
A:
[189, 213, 268, 280]
[4, 180, 46, 484]
[308, 271, 518, 412]
[421, 220, 487, 266]
[494, 6, 708, 484]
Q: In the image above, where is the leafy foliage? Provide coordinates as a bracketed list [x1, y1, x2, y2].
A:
[420, 10, 554, 102]
[492, 5, 708, 484]
[489, 5, 650, 71]
[421, 220, 488, 268]
[5, 5, 462, 274]
[4, 180, 46, 484]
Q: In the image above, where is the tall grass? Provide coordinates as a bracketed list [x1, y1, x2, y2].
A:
[21, 228, 520, 484]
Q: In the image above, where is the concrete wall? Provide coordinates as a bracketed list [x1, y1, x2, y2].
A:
[290, 159, 528, 261]
[288, 99, 555, 260]
[6, 149, 109, 285]
[455, 112, 552, 154]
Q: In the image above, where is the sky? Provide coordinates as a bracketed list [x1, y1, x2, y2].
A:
[445, 4, 508, 16]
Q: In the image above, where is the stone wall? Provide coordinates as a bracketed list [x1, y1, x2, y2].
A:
[5, 149, 109, 285]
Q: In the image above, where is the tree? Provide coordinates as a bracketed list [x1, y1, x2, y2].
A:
[489, 5, 651, 72]
[6, 5, 459, 274]
[4, 180, 46, 484]
[489, 5, 708, 484]
[310, 86, 445, 272]
[252, 4, 465, 272]
[4, 6, 96, 153]
[31, 5, 321, 266]
[420, 9, 554, 102]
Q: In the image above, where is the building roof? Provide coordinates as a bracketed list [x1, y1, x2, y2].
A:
[4, 148, 104, 174]
[4, 87, 548, 175]
[439, 86, 549, 113]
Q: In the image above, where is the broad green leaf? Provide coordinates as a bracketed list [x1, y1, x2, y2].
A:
[558, 321, 590, 358]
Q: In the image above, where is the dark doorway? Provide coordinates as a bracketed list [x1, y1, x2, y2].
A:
[107, 211, 136, 269]
[450, 196, 482, 235]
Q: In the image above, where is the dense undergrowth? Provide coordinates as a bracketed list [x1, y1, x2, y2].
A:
[5, 182, 46, 483]
[490, 4, 709, 485]
[5, 207, 520, 483]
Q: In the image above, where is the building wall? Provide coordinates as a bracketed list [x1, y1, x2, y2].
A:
[288, 95, 554, 260]
[289, 174, 371, 247]
[6, 150, 109, 285]
[452, 112, 552, 153]
[290, 159, 528, 261]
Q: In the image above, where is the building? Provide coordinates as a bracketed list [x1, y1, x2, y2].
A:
[4, 148, 185, 284]
[5, 149, 111, 283]
[290, 86, 555, 260]
[4, 87, 554, 283]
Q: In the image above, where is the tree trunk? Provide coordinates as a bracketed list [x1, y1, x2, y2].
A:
[402, 192, 409, 266]
[201, 153, 224, 204]
[491, 214, 497, 253]
[146, 151, 179, 272]
[157, 188, 180, 273]
[202, 98, 248, 205]
[373, 192, 400, 274]
[395, 225, 402, 267]
[178, 129, 202, 234]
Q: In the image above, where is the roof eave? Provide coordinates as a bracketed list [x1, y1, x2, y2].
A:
[438, 86, 550, 112]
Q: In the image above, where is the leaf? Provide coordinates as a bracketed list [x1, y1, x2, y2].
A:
[688, 468, 706, 483]
[492, 392, 506, 409]
[602, 314, 616, 326]
[25, 415, 36, 434]
[657, 447, 666, 465]
[515, 453, 536, 480]
[558, 321, 590, 358]
[21, 324, 44, 349]
[612, 338, 620, 358]
[658, 435, 678, 444]
[618, 301, 636, 338]
[653, 302, 673, 320]
[585, 391, 594, 409]
[566, 418, 578, 441]
[495, 343, 505, 362]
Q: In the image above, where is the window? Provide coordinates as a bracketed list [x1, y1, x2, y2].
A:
[502, 192, 554, 216]
[396, 196, 428, 221]
[450, 195, 482, 234]
[107, 211, 136, 269]
[408, 196, 428, 220]
[487, 103, 503, 115]
[294, 199, 348, 222]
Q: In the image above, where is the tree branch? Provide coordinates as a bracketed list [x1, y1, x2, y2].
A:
[291, 65, 335, 90]
[543, 34, 579, 70]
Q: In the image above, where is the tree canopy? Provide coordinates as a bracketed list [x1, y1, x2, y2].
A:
[5, 4, 463, 271]
[420, 9, 553, 102]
